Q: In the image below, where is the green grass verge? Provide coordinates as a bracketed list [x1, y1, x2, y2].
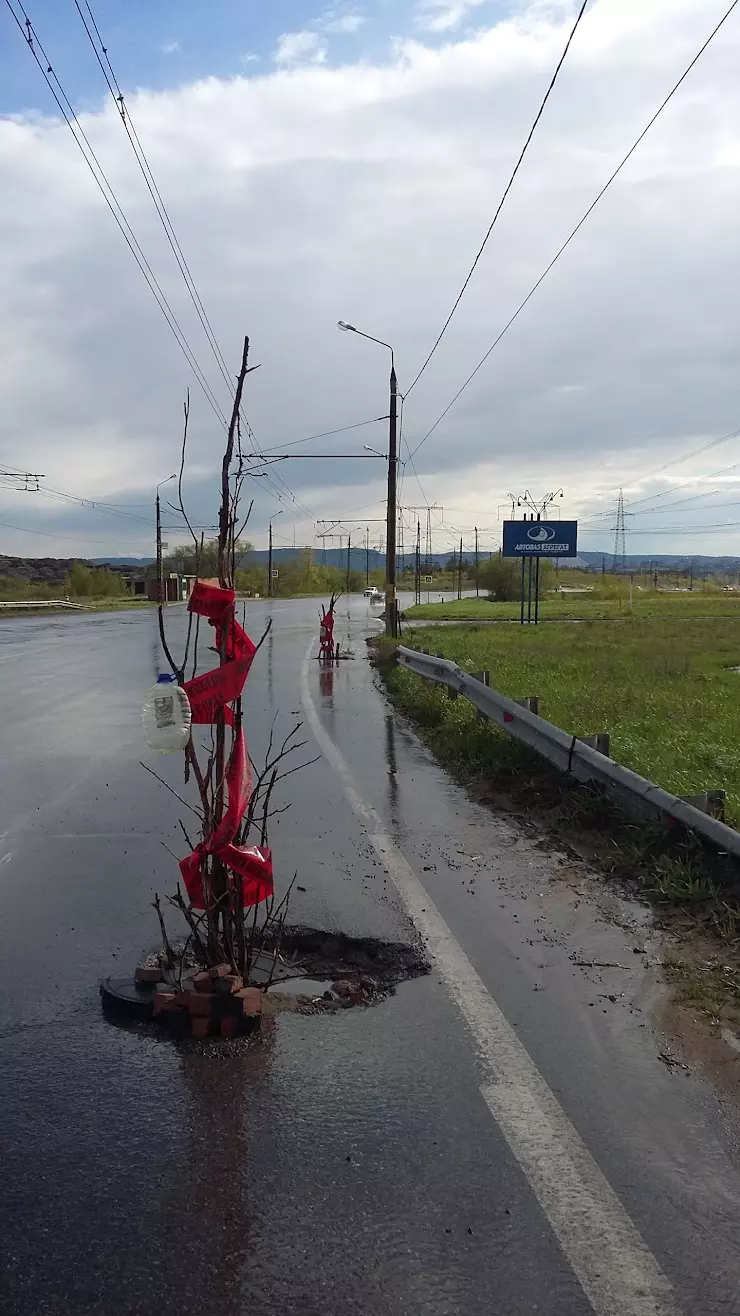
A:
[391, 615, 740, 824]
[406, 592, 740, 622]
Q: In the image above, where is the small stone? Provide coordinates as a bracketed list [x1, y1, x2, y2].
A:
[333, 979, 352, 997]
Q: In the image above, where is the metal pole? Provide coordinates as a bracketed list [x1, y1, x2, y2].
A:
[268, 520, 273, 598]
[347, 533, 351, 594]
[156, 492, 163, 605]
[365, 527, 370, 586]
[475, 526, 479, 597]
[520, 557, 525, 626]
[385, 362, 398, 637]
[458, 536, 463, 600]
[415, 520, 421, 606]
[534, 556, 540, 625]
[527, 557, 533, 624]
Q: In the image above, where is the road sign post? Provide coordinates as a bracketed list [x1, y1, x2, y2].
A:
[502, 520, 578, 625]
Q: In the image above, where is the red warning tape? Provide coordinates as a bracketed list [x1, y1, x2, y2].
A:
[179, 581, 273, 910]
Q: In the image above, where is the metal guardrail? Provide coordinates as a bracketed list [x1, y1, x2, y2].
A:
[0, 600, 87, 610]
[397, 645, 740, 860]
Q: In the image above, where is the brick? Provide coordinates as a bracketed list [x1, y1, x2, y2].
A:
[186, 993, 213, 1018]
[153, 990, 176, 1016]
[191, 1017, 211, 1038]
[209, 963, 232, 980]
[220, 1016, 239, 1038]
[226, 974, 243, 994]
[235, 987, 262, 1017]
[193, 971, 212, 993]
[135, 965, 163, 984]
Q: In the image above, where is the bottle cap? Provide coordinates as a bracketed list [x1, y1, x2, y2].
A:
[156, 673, 176, 684]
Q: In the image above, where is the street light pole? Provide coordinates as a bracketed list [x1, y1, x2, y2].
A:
[338, 321, 398, 637]
[155, 474, 176, 604]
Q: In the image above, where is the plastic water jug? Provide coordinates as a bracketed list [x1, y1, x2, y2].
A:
[142, 674, 192, 753]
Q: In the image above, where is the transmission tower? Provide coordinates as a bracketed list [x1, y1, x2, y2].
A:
[612, 488, 627, 573]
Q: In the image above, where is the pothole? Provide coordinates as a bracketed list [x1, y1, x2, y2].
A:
[100, 926, 430, 1035]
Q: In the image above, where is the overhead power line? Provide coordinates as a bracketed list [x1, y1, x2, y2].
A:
[70, 0, 313, 521]
[407, 0, 740, 460]
[4, 0, 234, 433]
[405, 0, 591, 398]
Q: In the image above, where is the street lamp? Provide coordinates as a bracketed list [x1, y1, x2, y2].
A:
[268, 510, 283, 598]
[337, 320, 398, 636]
[155, 473, 177, 603]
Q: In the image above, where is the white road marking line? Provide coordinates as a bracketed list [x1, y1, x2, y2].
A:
[301, 642, 678, 1316]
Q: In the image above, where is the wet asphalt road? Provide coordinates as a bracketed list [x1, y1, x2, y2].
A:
[1, 597, 740, 1315]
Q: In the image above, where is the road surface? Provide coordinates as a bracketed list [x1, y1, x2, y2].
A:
[1, 596, 739, 1315]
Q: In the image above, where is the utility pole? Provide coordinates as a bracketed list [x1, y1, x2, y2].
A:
[365, 527, 370, 586]
[268, 520, 273, 598]
[386, 360, 398, 635]
[474, 526, 479, 597]
[415, 520, 421, 606]
[336, 321, 397, 636]
[346, 533, 352, 594]
[458, 536, 463, 600]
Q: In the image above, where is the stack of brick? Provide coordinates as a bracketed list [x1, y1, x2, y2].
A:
[150, 962, 262, 1037]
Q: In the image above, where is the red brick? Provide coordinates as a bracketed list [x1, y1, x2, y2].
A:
[191, 1017, 211, 1038]
[220, 1016, 239, 1038]
[235, 987, 262, 1017]
[226, 974, 243, 994]
[153, 990, 176, 1015]
[187, 993, 213, 1018]
[209, 962, 232, 980]
[193, 971, 212, 993]
[135, 965, 163, 984]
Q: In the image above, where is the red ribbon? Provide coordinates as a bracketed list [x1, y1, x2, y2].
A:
[179, 581, 273, 911]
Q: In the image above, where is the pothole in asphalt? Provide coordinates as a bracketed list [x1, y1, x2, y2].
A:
[100, 926, 430, 1035]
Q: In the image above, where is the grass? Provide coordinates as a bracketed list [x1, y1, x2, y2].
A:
[406, 590, 740, 622]
[390, 614, 740, 824]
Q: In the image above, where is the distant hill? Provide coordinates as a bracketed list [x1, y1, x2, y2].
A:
[4, 548, 740, 582]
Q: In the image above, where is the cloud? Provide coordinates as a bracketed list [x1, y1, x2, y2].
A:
[415, 0, 490, 34]
[322, 11, 367, 35]
[240, 52, 260, 66]
[2, 0, 740, 557]
[160, 39, 182, 56]
[273, 30, 328, 67]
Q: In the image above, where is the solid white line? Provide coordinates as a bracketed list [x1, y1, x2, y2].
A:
[301, 642, 678, 1316]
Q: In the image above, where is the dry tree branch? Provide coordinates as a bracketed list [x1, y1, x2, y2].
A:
[141, 762, 203, 820]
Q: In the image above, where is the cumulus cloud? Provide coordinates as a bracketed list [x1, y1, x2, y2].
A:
[273, 30, 328, 67]
[415, 0, 491, 35]
[2, 0, 740, 557]
[322, 11, 367, 35]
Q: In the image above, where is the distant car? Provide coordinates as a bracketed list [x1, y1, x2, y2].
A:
[363, 587, 383, 602]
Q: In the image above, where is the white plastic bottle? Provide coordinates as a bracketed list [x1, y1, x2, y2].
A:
[142, 674, 192, 753]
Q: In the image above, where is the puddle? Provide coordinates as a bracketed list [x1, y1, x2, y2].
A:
[267, 977, 333, 998]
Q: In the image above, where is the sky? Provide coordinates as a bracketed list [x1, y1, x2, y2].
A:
[2, 0, 740, 559]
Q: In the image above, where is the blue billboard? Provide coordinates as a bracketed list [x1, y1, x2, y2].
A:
[502, 520, 578, 558]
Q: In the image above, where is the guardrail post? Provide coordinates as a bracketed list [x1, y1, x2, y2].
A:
[514, 696, 539, 716]
[578, 733, 611, 757]
[679, 789, 726, 821]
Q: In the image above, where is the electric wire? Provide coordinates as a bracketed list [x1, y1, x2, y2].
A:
[407, 0, 740, 459]
[405, 0, 590, 398]
[72, 0, 314, 520]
